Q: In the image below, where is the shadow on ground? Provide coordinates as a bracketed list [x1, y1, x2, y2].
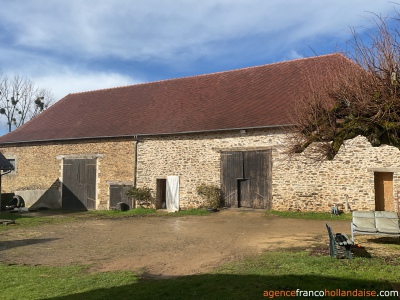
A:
[366, 237, 400, 245]
[0, 238, 59, 252]
[46, 274, 398, 300]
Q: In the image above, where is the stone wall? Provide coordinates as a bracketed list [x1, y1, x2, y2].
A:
[136, 128, 285, 208]
[0, 138, 135, 210]
[137, 129, 400, 212]
[1, 129, 399, 212]
[272, 135, 400, 212]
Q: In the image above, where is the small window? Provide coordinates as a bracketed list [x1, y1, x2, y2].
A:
[5, 158, 16, 175]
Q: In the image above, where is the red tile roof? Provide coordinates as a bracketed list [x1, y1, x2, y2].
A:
[0, 53, 353, 144]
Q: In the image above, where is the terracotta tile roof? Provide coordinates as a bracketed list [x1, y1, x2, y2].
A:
[0, 53, 353, 144]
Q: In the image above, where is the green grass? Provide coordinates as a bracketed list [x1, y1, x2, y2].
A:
[87, 207, 212, 218]
[0, 249, 398, 300]
[0, 264, 137, 300]
[86, 207, 158, 218]
[162, 208, 212, 216]
[0, 212, 75, 231]
[267, 210, 352, 220]
[0, 208, 212, 231]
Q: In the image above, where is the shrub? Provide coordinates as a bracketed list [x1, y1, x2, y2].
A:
[126, 186, 153, 208]
[196, 184, 221, 209]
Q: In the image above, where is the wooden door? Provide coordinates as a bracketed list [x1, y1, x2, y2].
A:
[238, 179, 251, 207]
[221, 152, 244, 208]
[62, 158, 97, 210]
[374, 172, 394, 211]
[221, 150, 271, 209]
[109, 185, 133, 209]
[244, 151, 271, 209]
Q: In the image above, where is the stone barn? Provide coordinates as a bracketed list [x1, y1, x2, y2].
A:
[0, 53, 399, 212]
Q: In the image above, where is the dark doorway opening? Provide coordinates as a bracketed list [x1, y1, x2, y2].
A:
[156, 179, 167, 209]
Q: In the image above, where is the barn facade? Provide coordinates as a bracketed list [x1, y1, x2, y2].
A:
[0, 54, 399, 212]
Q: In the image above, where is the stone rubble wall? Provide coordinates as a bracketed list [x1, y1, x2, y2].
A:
[0, 138, 135, 210]
[138, 129, 400, 212]
[1, 129, 399, 212]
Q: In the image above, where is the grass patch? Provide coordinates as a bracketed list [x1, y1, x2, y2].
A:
[0, 208, 212, 231]
[161, 208, 211, 216]
[88, 208, 212, 218]
[0, 212, 75, 231]
[86, 207, 158, 218]
[267, 210, 352, 221]
[0, 264, 137, 300]
[1, 250, 398, 299]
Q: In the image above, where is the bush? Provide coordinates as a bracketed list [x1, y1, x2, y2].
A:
[196, 184, 221, 209]
[126, 186, 153, 208]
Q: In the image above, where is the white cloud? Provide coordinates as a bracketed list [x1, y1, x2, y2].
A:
[284, 50, 305, 61]
[0, 0, 397, 104]
[33, 69, 141, 101]
[0, 0, 396, 63]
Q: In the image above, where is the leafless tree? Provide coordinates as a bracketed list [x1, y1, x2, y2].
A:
[289, 13, 400, 160]
[0, 73, 55, 132]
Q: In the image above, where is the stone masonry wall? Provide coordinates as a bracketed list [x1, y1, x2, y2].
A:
[1, 129, 400, 212]
[0, 138, 135, 210]
[272, 135, 400, 212]
[137, 129, 400, 212]
[136, 128, 284, 209]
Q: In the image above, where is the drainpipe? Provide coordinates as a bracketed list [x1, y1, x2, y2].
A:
[133, 135, 138, 188]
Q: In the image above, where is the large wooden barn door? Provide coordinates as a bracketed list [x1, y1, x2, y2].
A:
[62, 158, 97, 210]
[221, 150, 271, 209]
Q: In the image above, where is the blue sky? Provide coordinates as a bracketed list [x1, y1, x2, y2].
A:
[0, 0, 397, 135]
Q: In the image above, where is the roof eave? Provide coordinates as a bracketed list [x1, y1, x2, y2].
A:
[0, 124, 296, 145]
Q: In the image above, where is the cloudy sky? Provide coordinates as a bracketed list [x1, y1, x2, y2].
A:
[0, 0, 397, 134]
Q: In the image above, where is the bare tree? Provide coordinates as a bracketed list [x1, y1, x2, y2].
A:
[289, 13, 400, 160]
[0, 73, 55, 132]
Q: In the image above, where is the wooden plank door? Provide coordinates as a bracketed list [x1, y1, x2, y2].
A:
[109, 185, 133, 209]
[62, 158, 97, 210]
[374, 172, 394, 211]
[221, 150, 271, 209]
[238, 179, 251, 207]
[221, 152, 243, 208]
[244, 150, 271, 209]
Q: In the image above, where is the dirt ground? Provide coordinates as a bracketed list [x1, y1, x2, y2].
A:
[0, 210, 362, 277]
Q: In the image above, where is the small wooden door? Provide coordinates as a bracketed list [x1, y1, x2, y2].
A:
[62, 158, 97, 210]
[374, 172, 394, 211]
[109, 185, 133, 209]
[238, 179, 251, 207]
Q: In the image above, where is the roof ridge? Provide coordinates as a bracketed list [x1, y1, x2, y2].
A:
[69, 52, 343, 96]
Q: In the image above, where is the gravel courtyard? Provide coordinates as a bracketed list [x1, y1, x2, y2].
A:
[0, 210, 351, 277]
